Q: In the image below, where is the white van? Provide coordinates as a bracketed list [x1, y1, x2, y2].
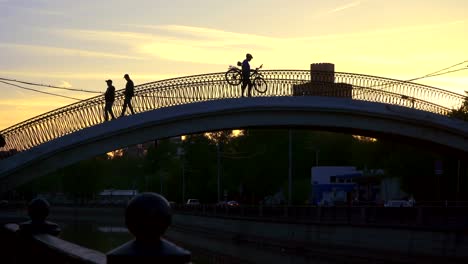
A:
[186, 199, 200, 205]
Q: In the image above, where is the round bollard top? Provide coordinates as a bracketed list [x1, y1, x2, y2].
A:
[28, 197, 50, 222]
[19, 197, 60, 236]
[125, 192, 171, 243]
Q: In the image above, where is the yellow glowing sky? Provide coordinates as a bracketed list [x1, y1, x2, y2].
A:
[0, 0, 467, 130]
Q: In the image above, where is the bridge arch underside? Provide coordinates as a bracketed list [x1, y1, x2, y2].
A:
[1, 97, 467, 192]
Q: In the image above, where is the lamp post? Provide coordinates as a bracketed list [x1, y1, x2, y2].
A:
[315, 149, 320, 166]
[457, 159, 460, 201]
[182, 157, 185, 203]
[288, 129, 292, 205]
[217, 142, 221, 203]
[177, 146, 186, 203]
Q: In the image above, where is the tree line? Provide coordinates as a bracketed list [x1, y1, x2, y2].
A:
[17, 129, 467, 204]
[15, 93, 468, 204]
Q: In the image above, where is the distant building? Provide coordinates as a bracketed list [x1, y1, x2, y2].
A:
[310, 166, 403, 205]
[293, 63, 353, 98]
[311, 166, 361, 205]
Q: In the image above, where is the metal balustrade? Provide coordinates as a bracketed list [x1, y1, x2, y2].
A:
[0, 70, 465, 156]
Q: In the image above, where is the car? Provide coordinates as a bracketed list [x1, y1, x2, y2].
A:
[186, 199, 200, 206]
[384, 200, 412, 207]
[226, 200, 239, 207]
[217, 200, 239, 208]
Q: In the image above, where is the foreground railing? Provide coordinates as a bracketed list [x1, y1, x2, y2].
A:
[3, 197, 468, 263]
[1, 194, 191, 264]
[0, 70, 465, 157]
[1, 224, 106, 264]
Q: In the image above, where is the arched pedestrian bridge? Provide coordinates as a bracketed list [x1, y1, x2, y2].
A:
[0, 70, 467, 192]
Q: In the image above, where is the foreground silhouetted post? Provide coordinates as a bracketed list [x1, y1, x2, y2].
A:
[3, 198, 60, 263]
[107, 192, 191, 264]
[18, 197, 60, 236]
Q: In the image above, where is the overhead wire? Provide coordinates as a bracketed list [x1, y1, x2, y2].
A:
[403, 63, 468, 83]
[417, 60, 468, 79]
[0, 76, 213, 102]
[422, 68, 468, 81]
[0, 80, 81, 101]
[0, 77, 101, 94]
[353, 60, 468, 98]
[385, 61, 466, 87]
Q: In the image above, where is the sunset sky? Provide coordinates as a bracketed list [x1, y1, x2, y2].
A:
[0, 0, 467, 130]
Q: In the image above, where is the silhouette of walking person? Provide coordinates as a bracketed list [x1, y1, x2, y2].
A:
[120, 73, 135, 117]
[104, 79, 116, 121]
[241, 53, 254, 97]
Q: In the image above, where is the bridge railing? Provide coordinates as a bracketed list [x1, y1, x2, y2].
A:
[0, 70, 465, 157]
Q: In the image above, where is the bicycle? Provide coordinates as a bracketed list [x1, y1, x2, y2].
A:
[225, 62, 268, 93]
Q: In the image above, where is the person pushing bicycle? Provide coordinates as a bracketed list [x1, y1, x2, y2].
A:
[225, 53, 267, 95]
[241, 53, 254, 97]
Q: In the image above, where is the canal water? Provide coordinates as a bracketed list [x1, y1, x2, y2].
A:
[46, 206, 342, 264]
[1, 207, 343, 263]
[57, 221, 340, 264]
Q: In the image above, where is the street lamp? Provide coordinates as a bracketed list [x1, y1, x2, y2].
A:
[177, 146, 186, 203]
[288, 129, 292, 205]
[217, 142, 221, 203]
[315, 149, 320, 167]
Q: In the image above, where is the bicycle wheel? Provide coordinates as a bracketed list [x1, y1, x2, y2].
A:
[225, 69, 242, 86]
[253, 77, 268, 93]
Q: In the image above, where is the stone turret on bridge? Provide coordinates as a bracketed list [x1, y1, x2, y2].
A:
[311, 63, 335, 83]
[293, 63, 353, 98]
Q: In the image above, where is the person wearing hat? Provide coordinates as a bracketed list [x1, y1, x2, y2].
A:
[241, 53, 254, 97]
[104, 79, 116, 121]
[120, 73, 135, 117]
